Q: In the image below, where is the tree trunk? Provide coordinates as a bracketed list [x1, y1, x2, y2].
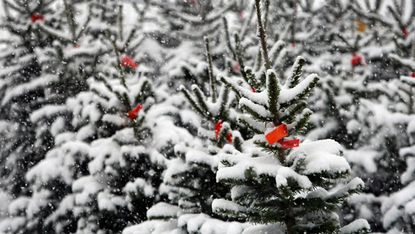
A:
[285, 219, 295, 234]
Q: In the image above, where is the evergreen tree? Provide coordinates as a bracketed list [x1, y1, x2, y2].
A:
[0, 0, 57, 197]
[124, 1, 370, 233]
[379, 46, 415, 233]
[311, 1, 415, 232]
[0, 1, 174, 233]
[211, 1, 369, 233]
[124, 36, 249, 233]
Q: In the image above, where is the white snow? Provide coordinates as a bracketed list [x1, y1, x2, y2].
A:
[288, 140, 350, 175]
[146, 202, 180, 220]
[2, 75, 58, 105]
[124, 178, 155, 198]
[276, 167, 312, 189]
[339, 219, 370, 234]
[345, 149, 379, 173]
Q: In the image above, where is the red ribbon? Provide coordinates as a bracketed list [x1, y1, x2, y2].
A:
[128, 104, 143, 120]
[31, 13, 45, 23]
[266, 124, 288, 145]
[215, 120, 222, 139]
[279, 139, 300, 149]
[121, 55, 138, 70]
[226, 132, 233, 143]
[351, 53, 363, 66]
[215, 120, 232, 143]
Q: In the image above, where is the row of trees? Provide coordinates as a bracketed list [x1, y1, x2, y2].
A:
[0, 0, 414, 233]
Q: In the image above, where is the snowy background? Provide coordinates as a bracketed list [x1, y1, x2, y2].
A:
[0, 0, 414, 233]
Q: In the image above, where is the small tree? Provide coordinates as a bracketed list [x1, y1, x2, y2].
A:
[212, 1, 370, 233]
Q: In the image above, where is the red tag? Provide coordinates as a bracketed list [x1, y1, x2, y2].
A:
[215, 120, 232, 143]
[351, 53, 363, 66]
[251, 86, 257, 92]
[121, 55, 138, 70]
[411, 72, 415, 78]
[128, 104, 143, 120]
[215, 120, 223, 140]
[226, 132, 233, 143]
[279, 139, 300, 149]
[266, 124, 288, 145]
[31, 13, 45, 23]
[402, 27, 409, 39]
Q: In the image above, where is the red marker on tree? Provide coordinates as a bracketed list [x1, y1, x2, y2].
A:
[411, 72, 415, 78]
[215, 120, 232, 143]
[402, 27, 409, 39]
[279, 139, 300, 149]
[266, 124, 288, 145]
[226, 132, 233, 143]
[31, 13, 45, 23]
[351, 53, 363, 67]
[128, 104, 143, 120]
[121, 55, 138, 70]
[215, 120, 222, 139]
[251, 86, 257, 93]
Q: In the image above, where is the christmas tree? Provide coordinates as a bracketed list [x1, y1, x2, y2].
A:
[124, 1, 370, 233]
[0, 1, 174, 233]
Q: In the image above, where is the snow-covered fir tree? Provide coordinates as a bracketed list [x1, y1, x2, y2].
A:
[379, 33, 415, 233]
[124, 1, 370, 233]
[312, 1, 415, 232]
[0, 1, 182, 233]
[0, 0, 59, 198]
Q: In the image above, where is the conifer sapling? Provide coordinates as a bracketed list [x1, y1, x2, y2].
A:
[211, 1, 370, 233]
